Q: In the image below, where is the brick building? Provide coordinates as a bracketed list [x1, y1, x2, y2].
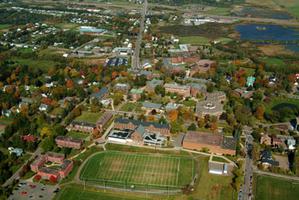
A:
[164, 83, 191, 98]
[30, 152, 73, 181]
[96, 112, 113, 133]
[55, 136, 83, 149]
[114, 118, 170, 137]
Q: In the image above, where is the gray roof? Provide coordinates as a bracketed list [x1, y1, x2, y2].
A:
[135, 125, 146, 137]
[115, 118, 169, 129]
[146, 79, 164, 88]
[142, 102, 162, 109]
[90, 87, 108, 99]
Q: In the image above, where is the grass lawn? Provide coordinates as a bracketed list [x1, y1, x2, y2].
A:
[260, 57, 286, 68]
[12, 58, 59, 71]
[179, 36, 210, 45]
[11, 153, 31, 173]
[120, 102, 139, 112]
[0, 24, 11, 31]
[0, 117, 13, 125]
[265, 97, 299, 113]
[55, 184, 150, 200]
[182, 99, 197, 107]
[66, 131, 89, 140]
[50, 107, 65, 117]
[212, 156, 229, 163]
[254, 175, 299, 200]
[80, 151, 195, 190]
[74, 111, 102, 124]
[204, 7, 231, 16]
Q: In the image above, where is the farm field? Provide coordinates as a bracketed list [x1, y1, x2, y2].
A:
[80, 151, 195, 190]
[254, 175, 299, 200]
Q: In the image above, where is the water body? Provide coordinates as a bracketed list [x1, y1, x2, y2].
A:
[235, 24, 299, 52]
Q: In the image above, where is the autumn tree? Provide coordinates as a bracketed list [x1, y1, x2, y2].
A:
[255, 105, 265, 120]
[167, 110, 178, 122]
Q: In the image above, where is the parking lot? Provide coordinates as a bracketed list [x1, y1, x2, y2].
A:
[8, 181, 59, 200]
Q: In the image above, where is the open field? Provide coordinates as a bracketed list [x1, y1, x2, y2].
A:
[74, 111, 102, 124]
[254, 175, 299, 200]
[80, 151, 195, 190]
[179, 36, 210, 45]
[120, 102, 142, 112]
[55, 184, 149, 200]
[12, 58, 60, 71]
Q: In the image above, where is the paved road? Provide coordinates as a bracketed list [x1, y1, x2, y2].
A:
[132, 0, 147, 69]
[242, 134, 254, 200]
[2, 147, 42, 188]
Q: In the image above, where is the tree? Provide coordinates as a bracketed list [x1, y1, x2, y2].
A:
[41, 137, 54, 152]
[167, 110, 178, 122]
[40, 127, 53, 138]
[154, 85, 165, 96]
[49, 175, 57, 184]
[255, 105, 265, 120]
[188, 123, 197, 131]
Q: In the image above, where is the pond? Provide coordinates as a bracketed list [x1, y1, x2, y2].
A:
[235, 24, 299, 52]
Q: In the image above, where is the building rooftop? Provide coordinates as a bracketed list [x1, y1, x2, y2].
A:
[115, 118, 169, 129]
[142, 102, 162, 109]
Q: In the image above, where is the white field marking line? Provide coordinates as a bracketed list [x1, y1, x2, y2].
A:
[105, 154, 118, 181]
[141, 155, 150, 184]
[159, 156, 167, 186]
[103, 154, 112, 180]
[159, 156, 166, 186]
[80, 157, 92, 180]
[176, 158, 180, 186]
[121, 154, 131, 183]
[95, 154, 105, 179]
[127, 154, 138, 183]
[115, 153, 126, 181]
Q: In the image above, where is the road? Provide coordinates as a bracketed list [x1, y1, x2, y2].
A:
[132, 0, 147, 69]
[242, 134, 254, 200]
[2, 147, 42, 188]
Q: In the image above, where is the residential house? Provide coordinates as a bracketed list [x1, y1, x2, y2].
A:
[8, 147, 23, 157]
[260, 134, 272, 146]
[129, 88, 143, 101]
[259, 150, 279, 168]
[165, 102, 180, 111]
[90, 87, 109, 103]
[114, 83, 130, 93]
[21, 134, 37, 143]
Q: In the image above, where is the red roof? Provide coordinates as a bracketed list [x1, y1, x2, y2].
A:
[21, 134, 37, 142]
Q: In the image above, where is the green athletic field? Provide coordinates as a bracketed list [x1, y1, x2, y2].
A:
[80, 151, 195, 190]
[255, 175, 299, 200]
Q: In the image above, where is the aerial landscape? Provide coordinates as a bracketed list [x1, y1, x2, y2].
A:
[0, 0, 299, 199]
